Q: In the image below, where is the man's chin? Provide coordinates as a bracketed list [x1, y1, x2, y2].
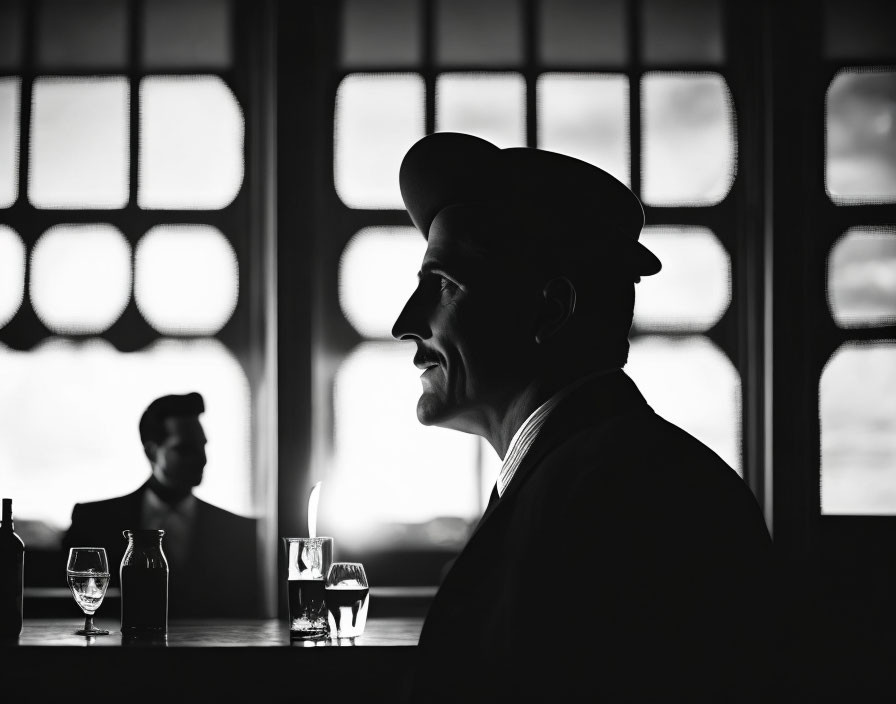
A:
[416, 394, 453, 427]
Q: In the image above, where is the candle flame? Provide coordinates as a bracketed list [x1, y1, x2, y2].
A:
[307, 481, 322, 539]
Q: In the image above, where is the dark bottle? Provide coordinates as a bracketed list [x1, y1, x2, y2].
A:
[0, 498, 25, 637]
[120, 529, 168, 636]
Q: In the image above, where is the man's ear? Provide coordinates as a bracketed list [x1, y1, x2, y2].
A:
[534, 276, 576, 344]
[143, 441, 157, 463]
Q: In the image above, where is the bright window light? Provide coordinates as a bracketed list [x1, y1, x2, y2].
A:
[30, 224, 131, 334]
[821, 342, 896, 514]
[435, 73, 526, 148]
[0, 77, 19, 207]
[826, 70, 896, 204]
[29, 77, 129, 209]
[339, 227, 426, 338]
[335, 73, 425, 209]
[138, 75, 244, 209]
[0, 226, 25, 328]
[537, 73, 630, 187]
[828, 228, 896, 328]
[642, 72, 736, 206]
[322, 341, 480, 548]
[633, 227, 731, 332]
[626, 335, 741, 474]
[135, 225, 239, 335]
[0, 337, 252, 529]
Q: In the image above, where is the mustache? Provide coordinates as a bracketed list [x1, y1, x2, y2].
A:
[413, 346, 442, 368]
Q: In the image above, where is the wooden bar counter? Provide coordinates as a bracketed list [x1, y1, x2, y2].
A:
[3, 617, 424, 701]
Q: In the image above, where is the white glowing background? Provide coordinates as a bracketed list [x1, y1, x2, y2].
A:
[626, 336, 741, 474]
[29, 77, 129, 209]
[339, 227, 425, 338]
[435, 73, 526, 148]
[634, 227, 731, 332]
[826, 70, 896, 204]
[0, 338, 252, 529]
[827, 228, 896, 328]
[537, 73, 630, 186]
[30, 224, 131, 334]
[135, 225, 239, 335]
[138, 75, 244, 209]
[323, 341, 480, 542]
[0, 226, 25, 328]
[642, 72, 736, 206]
[821, 343, 896, 514]
[335, 73, 425, 209]
[0, 77, 19, 207]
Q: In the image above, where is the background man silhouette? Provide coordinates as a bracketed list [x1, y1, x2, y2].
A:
[392, 132, 775, 703]
[63, 392, 260, 618]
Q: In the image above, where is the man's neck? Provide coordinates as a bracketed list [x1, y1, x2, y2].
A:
[489, 366, 621, 459]
[147, 475, 193, 506]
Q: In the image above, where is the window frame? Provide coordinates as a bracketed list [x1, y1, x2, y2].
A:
[0, 0, 278, 618]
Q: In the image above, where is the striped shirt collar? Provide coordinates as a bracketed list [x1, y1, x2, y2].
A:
[496, 368, 618, 497]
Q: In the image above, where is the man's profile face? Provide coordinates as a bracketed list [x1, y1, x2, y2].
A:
[391, 206, 539, 436]
[149, 415, 207, 491]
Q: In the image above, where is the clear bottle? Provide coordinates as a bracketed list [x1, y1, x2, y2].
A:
[120, 529, 168, 636]
[0, 498, 25, 637]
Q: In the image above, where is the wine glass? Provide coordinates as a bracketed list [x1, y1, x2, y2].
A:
[324, 562, 370, 642]
[66, 547, 111, 636]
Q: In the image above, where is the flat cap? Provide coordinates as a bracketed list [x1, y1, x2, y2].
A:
[399, 132, 661, 277]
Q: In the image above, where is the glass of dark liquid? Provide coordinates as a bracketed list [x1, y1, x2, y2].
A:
[66, 547, 111, 636]
[283, 537, 333, 641]
[325, 562, 369, 642]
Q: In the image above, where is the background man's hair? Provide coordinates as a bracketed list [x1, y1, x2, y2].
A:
[139, 392, 205, 445]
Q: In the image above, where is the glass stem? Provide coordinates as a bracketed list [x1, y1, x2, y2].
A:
[84, 614, 95, 632]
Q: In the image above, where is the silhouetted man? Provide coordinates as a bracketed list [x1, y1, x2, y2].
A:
[392, 133, 775, 702]
[63, 392, 260, 618]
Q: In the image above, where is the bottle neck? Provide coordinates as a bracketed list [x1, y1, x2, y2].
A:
[1, 498, 12, 531]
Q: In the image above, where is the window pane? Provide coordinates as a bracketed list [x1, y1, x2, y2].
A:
[627, 335, 741, 474]
[641, 0, 724, 65]
[0, 226, 25, 328]
[29, 77, 129, 209]
[0, 337, 252, 530]
[435, 0, 522, 67]
[821, 342, 896, 514]
[538, 0, 626, 67]
[0, 0, 23, 69]
[334, 73, 425, 209]
[135, 225, 239, 336]
[642, 72, 736, 206]
[435, 73, 525, 149]
[142, 0, 232, 69]
[30, 224, 131, 335]
[138, 76, 244, 209]
[824, 0, 896, 61]
[339, 227, 425, 338]
[828, 228, 896, 328]
[0, 77, 19, 208]
[537, 73, 630, 186]
[826, 70, 896, 204]
[633, 227, 731, 332]
[324, 342, 479, 549]
[341, 0, 421, 67]
[37, 0, 127, 69]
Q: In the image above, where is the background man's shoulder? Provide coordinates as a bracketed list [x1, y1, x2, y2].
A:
[195, 498, 257, 529]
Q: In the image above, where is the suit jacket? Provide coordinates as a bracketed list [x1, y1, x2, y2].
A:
[63, 480, 261, 618]
[409, 370, 776, 703]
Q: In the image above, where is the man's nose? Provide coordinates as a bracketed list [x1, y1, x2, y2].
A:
[391, 290, 429, 341]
